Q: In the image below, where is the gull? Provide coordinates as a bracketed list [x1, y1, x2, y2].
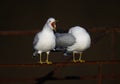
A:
[55, 26, 91, 63]
[33, 17, 56, 64]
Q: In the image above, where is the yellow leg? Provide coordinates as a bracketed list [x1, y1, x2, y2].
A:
[46, 51, 52, 64]
[72, 52, 77, 63]
[79, 52, 85, 62]
[39, 53, 44, 64]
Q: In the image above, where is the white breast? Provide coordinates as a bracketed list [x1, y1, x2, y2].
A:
[34, 30, 56, 52]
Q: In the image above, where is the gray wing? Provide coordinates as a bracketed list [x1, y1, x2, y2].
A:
[33, 33, 39, 47]
[55, 33, 76, 48]
[33, 33, 39, 57]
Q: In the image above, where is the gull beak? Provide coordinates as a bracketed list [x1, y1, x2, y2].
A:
[51, 21, 57, 32]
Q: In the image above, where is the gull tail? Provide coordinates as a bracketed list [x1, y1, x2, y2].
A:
[33, 50, 39, 57]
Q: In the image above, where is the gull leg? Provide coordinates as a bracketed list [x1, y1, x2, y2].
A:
[79, 52, 85, 62]
[72, 52, 77, 63]
[46, 51, 52, 64]
[39, 52, 43, 64]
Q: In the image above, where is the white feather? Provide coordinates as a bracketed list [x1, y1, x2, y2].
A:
[33, 18, 56, 53]
[67, 26, 91, 52]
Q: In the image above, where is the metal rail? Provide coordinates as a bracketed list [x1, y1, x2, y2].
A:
[0, 60, 119, 67]
[0, 27, 120, 36]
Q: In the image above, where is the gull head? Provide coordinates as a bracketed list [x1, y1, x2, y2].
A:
[47, 17, 56, 31]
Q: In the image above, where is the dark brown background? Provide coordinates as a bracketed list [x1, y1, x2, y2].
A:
[0, 0, 120, 84]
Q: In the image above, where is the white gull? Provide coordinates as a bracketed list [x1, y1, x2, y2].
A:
[33, 17, 56, 64]
[55, 26, 91, 63]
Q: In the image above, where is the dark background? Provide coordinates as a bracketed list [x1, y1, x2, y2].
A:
[0, 0, 120, 30]
[0, 0, 120, 84]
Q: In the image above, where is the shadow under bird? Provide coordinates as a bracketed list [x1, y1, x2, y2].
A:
[33, 17, 56, 64]
[55, 26, 91, 63]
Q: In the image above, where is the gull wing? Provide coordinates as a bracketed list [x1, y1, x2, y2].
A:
[55, 33, 76, 48]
